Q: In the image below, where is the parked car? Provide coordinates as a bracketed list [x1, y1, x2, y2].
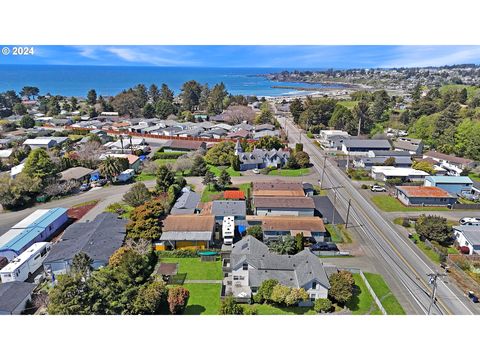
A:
[91, 179, 107, 187]
[252, 168, 260, 174]
[370, 185, 386, 192]
[79, 183, 91, 192]
[310, 242, 338, 251]
[459, 217, 480, 226]
[467, 291, 479, 303]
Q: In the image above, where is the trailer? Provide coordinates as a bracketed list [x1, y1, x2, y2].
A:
[117, 169, 135, 183]
[0, 242, 51, 283]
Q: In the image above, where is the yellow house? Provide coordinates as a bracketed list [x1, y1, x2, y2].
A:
[155, 215, 215, 251]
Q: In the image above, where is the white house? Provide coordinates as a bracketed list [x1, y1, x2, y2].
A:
[453, 226, 480, 255]
[371, 166, 429, 182]
[224, 236, 330, 305]
[318, 130, 351, 150]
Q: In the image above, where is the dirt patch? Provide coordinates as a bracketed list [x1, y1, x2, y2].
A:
[68, 200, 99, 221]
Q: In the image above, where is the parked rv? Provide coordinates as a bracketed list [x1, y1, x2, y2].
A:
[0, 242, 51, 283]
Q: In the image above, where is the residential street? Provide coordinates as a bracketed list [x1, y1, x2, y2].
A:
[277, 111, 479, 315]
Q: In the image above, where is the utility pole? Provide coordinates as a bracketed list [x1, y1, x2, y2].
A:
[332, 190, 337, 226]
[345, 199, 351, 229]
[427, 272, 446, 315]
[320, 155, 327, 190]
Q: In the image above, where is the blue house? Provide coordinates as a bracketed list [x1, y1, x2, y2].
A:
[0, 208, 69, 260]
[424, 176, 473, 196]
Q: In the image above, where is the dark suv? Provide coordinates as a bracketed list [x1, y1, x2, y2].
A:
[310, 242, 338, 251]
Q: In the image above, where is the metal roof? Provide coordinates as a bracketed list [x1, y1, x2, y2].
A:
[425, 176, 473, 184]
[211, 201, 246, 217]
[254, 196, 315, 209]
[453, 226, 480, 246]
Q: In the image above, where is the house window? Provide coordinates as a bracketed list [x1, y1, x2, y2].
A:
[233, 276, 239, 280]
[312, 281, 317, 290]
[243, 263, 248, 270]
[310, 294, 316, 300]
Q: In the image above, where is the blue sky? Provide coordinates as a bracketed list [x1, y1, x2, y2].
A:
[2, 45, 480, 68]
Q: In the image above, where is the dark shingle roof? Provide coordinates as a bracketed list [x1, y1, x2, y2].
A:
[0, 282, 36, 314]
[44, 213, 127, 263]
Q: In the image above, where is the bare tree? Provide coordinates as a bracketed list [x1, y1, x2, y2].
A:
[125, 237, 153, 255]
[142, 159, 159, 175]
[223, 105, 256, 124]
[173, 156, 194, 175]
[43, 180, 79, 197]
[76, 141, 105, 168]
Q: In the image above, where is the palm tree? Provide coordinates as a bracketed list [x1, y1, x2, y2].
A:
[99, 156, 121, 182]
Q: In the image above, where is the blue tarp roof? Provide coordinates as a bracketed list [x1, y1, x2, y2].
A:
[0, 208, 68, 255]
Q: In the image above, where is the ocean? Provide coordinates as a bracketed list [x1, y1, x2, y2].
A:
[0, 65, 342, 97]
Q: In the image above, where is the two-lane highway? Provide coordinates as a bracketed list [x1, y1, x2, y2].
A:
[279, 114, 477, 315]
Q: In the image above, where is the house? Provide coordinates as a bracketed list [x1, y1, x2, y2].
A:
[100, 154, 142, 172]
[224, 190, 245, 200]
[224, 236, 330, 305]
[0, 208, 69, 261]
[0, 149, 13, 159]
[252, 181, 305, 197]
[424, 176, 473, 196]
[104, 137, 146, 152]
[453, 226, 480, 255]
[170, 188, 201, 215]
[318, 130, 351, 149]
[393, 137, 424, 155]
[156, 215, 216, 250]
[395, 186, 456, 207]
[0, 282, 37, 315]
[341, 139, 391, 156]
[160, 139, 207, 152]
[371, 166, 429, 182]
[42, 212, 127, 276]
[423, 151, 477, 175]
[59, 166, 95, 182]
[235, 141, 290, 171]
[23, 137, 56, 149]
[254, 196, 315, 217]
[354, 156, 412, 169]
[248, 216, 326, 243]
[211, 201, 247, 223]
[226, 129, 251, 140]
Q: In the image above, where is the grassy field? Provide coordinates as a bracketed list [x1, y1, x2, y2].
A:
[183, 283, 222, 315]
[469, 173, 480, 182]
[371, 195, 449, 212]
[268, 168, 311, 177]
[244, 304, 316, 315]
[160, 257, 223, 280]
[207, 164, 241, 177]
[363, 273, 406, 315]
[201, 182, 251, 202]
[347, 274, 382, 315]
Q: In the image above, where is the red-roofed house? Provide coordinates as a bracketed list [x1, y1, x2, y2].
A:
[395, 186, 456, 207]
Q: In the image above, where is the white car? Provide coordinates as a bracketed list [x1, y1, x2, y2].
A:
[459, 217, 480, 225]
[370, 185, 386, 192]
[252, 168, 260, 174]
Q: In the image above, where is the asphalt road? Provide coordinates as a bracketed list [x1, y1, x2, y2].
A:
[279, 114, 478, 315]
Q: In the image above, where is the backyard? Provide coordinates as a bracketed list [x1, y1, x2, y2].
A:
[183, 283, 222, 315]
[201, 182, 251, 202]
[207, 164, 241, 177]
[159, 257, 223, 280]
[371, 195, 449, 212]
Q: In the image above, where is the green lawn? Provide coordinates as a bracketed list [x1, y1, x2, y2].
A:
[468, 173, 480, 182]
[346, 274, 382, 315]
[183, 284, 222, 315]
[200, 182, 251, 202]
[325, 224, 353, 244]
[268, 168, 311, 177]
[105, 202, 135, 219]
[410, 234, 442, 264]
[207, 164, 241, 177]
[160, 257, 223, 280]
[371, 195, 449, 212]
[363, 273, 406, 315]
[246, 304, 316, 315]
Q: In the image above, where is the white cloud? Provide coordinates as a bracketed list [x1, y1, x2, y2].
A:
[105, 47, 198, 66]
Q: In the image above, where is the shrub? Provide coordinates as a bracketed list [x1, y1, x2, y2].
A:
[219, 296, 244, 315]
[270, 284, 291, 305]
[328, 271, 355, 304]
[255, 279, 279, 304]
[454, 257, 471, 271]
[360, 184, 369, 189]
[460, 246, 471, 255]
[168, 286, 190, 314]
[314, 298, 333, 313]
[158, 249, 198, 258]
[243, 305, 258, 315]
[402, 218, 411, 227]
[259, 167, 273, 175]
